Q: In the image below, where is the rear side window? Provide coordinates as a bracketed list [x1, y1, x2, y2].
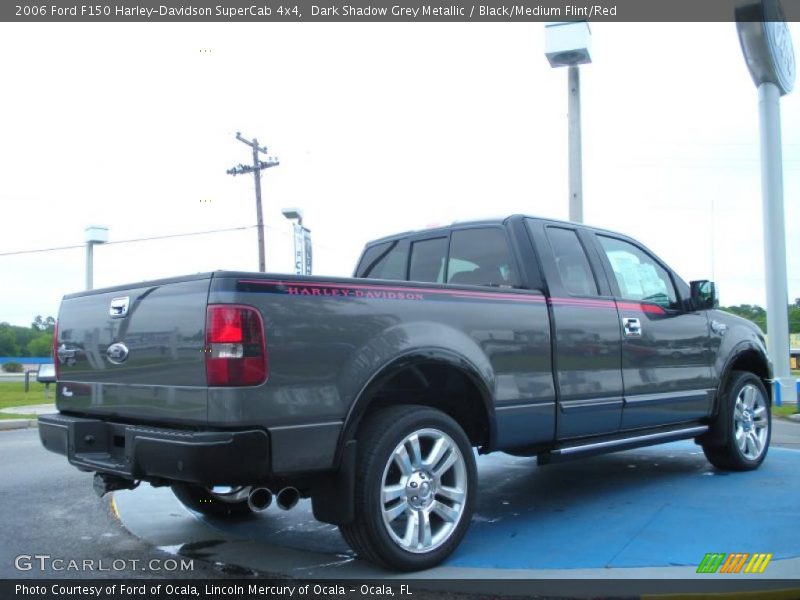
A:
[447, 228, 519, 287]
[409, 238, 447, 283]
[357, 241, 407, 280]
[546, 227, 599, 296]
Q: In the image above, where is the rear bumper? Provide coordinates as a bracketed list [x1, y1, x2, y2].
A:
[38, 413, 270, 485]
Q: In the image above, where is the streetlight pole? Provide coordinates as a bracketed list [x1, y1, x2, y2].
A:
[86, 242, 94, 290]
[568, 65, 583, 223]
[737, 0, 797, 404]
[545, 22, 592, 223]
[84, 226, 108, 291]
[227, 132, 280, 273]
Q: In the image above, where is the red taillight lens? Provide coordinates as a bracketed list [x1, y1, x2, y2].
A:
[52, 321, 60, 380]
[205, 305, 267, 387]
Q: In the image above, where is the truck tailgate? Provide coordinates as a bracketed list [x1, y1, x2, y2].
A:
[55, 276, 211, 425]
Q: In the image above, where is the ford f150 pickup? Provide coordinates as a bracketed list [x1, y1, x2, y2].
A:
[40, 215, 773, 571]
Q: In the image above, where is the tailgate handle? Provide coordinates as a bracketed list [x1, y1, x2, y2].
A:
[109, 296, 130, 318]
[56, 344, 76, 362]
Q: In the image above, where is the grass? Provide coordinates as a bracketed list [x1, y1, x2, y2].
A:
[0, 381, 52, 409]
[0, 412, 38, 420]
[0, 381, 53, 419]
[773, 405, 798, 417]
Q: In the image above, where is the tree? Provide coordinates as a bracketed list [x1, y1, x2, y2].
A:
[0, 327, 19, 357]
[27, 334, 53, 358]
[720, 304, 767, 333]
[0, 318, 56, 357]
[32, 315, 56, 332]
[790, 304, 800, 334]
[720, 303, 800, 334]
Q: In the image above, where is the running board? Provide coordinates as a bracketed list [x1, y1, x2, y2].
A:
[537, 425, 709, 465]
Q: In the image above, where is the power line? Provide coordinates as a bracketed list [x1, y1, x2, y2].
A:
[0, 225, 258, 257]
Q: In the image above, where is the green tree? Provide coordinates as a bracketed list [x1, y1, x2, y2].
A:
[721, 303, 800, 334]
[27, 334, 53, 357]
[0, 326, 20, 356]
[32, 315, 56, 332]
[720, 304, 767, 332]
[789, 304, 800, 334]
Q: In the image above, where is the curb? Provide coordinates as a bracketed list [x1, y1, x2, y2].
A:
[0, 419, 38, 431]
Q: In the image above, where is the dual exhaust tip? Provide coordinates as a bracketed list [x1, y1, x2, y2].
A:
[247, 486, 300, 512]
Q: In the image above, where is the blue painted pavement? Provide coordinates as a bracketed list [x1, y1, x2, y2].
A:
[448, 441, 799, 570]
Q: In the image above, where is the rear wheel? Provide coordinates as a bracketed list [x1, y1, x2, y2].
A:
[702, 371, 771, 471]
[171, 484, 253, 518]
[339, 405, 477, 571]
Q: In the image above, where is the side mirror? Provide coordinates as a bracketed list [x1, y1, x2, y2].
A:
[690, 280, 717, 311]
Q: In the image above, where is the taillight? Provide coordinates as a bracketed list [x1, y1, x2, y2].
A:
[205, 305, 267, 386]
[52, 321, 60, 380]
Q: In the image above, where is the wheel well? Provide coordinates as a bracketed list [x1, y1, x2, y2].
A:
[347, 360, 492, 450]
[724, 350, 772, 402]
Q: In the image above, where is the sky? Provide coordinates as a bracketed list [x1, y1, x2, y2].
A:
[0, 21, 798, 327]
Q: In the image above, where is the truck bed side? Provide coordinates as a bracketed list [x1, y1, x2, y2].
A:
[209, 273, 555, 473]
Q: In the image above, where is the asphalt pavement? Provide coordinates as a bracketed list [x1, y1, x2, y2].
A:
[773, 416, 800, 449]
[0, 428, 241, 579]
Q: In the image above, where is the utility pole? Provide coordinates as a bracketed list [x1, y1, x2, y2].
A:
[227, 132, 279, 272]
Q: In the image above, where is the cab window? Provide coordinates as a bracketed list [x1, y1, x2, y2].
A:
[446, 228, 519, 288]
[357, 240, 407, 280]
[598, 235, 679, 309]
[409, 238, 447, 283]
[545, 227, 598, 296]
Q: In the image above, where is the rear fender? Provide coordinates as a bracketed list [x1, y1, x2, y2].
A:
[336, 321, 496, 462]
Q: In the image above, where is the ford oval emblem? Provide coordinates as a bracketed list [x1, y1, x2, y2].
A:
[106, 342, 129, 364]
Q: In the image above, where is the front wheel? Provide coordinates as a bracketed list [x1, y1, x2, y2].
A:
[702, 371, 771, 471]
[340, 405, 477, 571]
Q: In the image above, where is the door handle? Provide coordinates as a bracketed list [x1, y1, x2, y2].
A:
[622, 317, 642, 337]
[710, 320, 727, 335]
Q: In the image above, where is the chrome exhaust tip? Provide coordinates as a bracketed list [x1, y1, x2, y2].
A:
[247, 487, 273, 512]
[276, 487, 300, 511]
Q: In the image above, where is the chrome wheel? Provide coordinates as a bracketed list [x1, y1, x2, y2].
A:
[733, 384, 769, 460]
[380, 428, 468, 554]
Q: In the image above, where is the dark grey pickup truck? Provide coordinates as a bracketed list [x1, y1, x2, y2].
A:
[40, 215, 772, 570]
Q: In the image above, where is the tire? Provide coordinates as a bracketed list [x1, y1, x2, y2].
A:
[339, 405, 477, 571]
[172, 484, 253, 518]
[702, 371, 771, 471]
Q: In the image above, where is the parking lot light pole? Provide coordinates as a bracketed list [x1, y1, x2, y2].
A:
[84, 226, 108, 291]
[737, 0, 797, 404]
[545, 21, 592, 223]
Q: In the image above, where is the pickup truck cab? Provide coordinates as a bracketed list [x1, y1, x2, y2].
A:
[40, 215, 772, 571]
